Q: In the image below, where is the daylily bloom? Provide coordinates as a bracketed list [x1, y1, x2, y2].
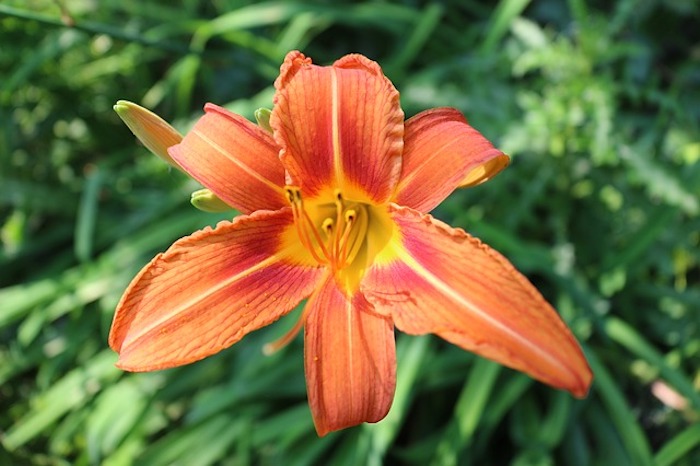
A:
[110, 51, 592, 436]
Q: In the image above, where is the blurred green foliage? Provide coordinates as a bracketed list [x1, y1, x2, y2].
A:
[1, 0, 699, 465]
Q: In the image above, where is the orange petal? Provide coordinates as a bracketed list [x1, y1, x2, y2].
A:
[304, 276, 396, 436]
[168, 104, 287, 214]
[271, 51, 404, 202]
[363, 205, 592, 397]
[274, 50, 312, 91]
[109, 209, 324, 371]
[393, 108, 509, 212]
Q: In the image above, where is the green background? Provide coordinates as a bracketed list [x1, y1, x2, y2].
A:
[1, 0, 698, 464]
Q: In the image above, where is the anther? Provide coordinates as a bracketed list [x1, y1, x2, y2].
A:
[284, 187, 296, 204]
[322, 218, 334, 236]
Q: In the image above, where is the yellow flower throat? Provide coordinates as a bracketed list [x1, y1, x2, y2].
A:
[283, 186, 395, 295]
[286, 186, 369, 270]
[266, 187, 378, 355]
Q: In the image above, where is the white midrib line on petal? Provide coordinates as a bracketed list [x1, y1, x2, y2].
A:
[345, 289, 355, 415]
[391, 242, 570, 377]
[330, 68, 345, 188]
[124, 253, 282, 348]
[193, 128, 284, 194]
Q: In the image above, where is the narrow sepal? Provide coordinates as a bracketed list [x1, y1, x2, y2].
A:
[168, 103, 287, 214]
[394, 108, 508, 212]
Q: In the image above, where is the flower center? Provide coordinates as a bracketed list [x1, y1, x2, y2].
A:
[285, 186, 369, 273]
[265, 186, 396, 355]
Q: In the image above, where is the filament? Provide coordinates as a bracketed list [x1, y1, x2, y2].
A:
[284, 186, 368, 272]
[263, 306, 310, 355]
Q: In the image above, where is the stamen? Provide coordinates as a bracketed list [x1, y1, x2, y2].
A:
[286, 187, 328, 265]
[322, 218, 334, 237]
[284, 187, 296, 204]
[335, 209, 357, 268]
[285, 186, 370, 273]
[300, 204, 332, 262]
[338, 205, 368, 268]
[332, 190, 345, 258]
[262, 307, 310, 355]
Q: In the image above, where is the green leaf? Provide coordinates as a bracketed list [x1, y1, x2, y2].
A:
[2, 351, 120, 450]
[587, 351, 654, 466]
[481, 0, 532, 53]
[654, 423, 700, 466]
[604, 317, 700, 410]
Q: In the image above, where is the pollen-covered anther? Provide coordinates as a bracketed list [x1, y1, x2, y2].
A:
[284, 186, 297, 204]
[322, 218, 334, 237]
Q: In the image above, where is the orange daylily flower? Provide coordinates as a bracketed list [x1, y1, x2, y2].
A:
[110, 51, 592, 436]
